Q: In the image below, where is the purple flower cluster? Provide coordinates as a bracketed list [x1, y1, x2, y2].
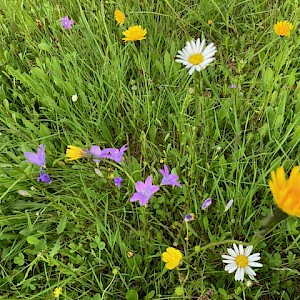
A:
[24, 144, 51, 184]
[89, 144, 127, 163]
[130, 165, 181, 206]
[23, 143, 182, 204]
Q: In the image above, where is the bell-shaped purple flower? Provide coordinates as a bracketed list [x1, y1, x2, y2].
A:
[130, 175, 159, 206]
[24, 144, 46, 167]
[114, 176, 122, 188]
[37, 168, 51, 184]
[202, 198, 212, 210]
[159, 165, 182, 187]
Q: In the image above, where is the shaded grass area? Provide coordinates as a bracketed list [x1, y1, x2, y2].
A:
[0, 0, 300, 299]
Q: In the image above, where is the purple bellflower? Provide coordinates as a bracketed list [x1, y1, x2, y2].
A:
[184, 213, 195, 222]
[89, 146, 111, 158]
[104, 144, 127, 163]
[159, 164, 182, 187]
[24, 144, 51, 184]
[37, 168, 51, 184]
[114, 176, 122, 187]
[130, 175, 159, 206]
[202, 198, 212, 209]
[24, 144, 46, 167]
[61, 15, 74, 29]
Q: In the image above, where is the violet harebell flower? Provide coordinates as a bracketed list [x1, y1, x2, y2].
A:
[202, 198, 212, 209]
[130, 175, 159, 206]
[159, 165, 182, 187]
[37, 168, 51, 184]
[24, 144, 46, 167]
[89, 146, 111, 158]
[61, 15, 74, 29]
[114, 176, 122, 187]
[104, 144, 127, 163]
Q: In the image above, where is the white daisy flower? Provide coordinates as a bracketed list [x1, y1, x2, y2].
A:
[175, 38, 217, 75]
[221, 244, 263, 281]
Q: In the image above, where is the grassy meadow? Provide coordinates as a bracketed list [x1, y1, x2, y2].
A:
[0, 0, 300, 299]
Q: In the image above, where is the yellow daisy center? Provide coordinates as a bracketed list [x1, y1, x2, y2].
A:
[235, 255, 248, 268]
[188, 53, 204, 65]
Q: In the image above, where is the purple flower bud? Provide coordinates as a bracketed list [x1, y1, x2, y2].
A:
[202, 198, 212, 210]
[37, 168, 51, 184]
[224, 199, 234, 212]
[114, 176, 122, 187]
[229, 84, 237, 89]
[184, 213, 195, 222]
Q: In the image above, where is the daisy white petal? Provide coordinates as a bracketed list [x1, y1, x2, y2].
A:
[223, 259, 236, 264]
[239, 244, 244, 255]
[227, 248, 237, 257]
[221, 244, 263, 281]
[245, 266, 256, 277]
[248, 262, 263, 268]
[245, 245, 253, 256]
[248, 254, 261, 261]
[235, 268, 244, 281]
[199, 39, 206, 53]
[233, 244, 239, 254]
[221, 255, 235, 260]
[176, 37, 216, 75]
[225, 264, 237, 273]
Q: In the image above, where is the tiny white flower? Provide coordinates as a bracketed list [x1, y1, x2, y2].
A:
[176, 38, 217, 75]
[222, 243, 263, 281]
[72, 94, 78, 102]
[224, 199, 234, 212]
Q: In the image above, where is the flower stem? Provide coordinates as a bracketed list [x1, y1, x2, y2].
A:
[191, 239, 252, 256]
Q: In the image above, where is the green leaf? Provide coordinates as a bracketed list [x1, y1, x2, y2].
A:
[125, 290, 138, 300]
[145, 290, 155, 300]
[57, 215, 68, 235]
[27, 236, 39, 245]
[14, 253, 25, 266]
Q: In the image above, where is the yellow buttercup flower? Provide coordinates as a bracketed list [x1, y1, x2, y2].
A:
[274, 21, 293, 37]
[65, 145, 86, 161]
[53, 287, 62, 298]
[207, 19, 213, 25]
[122, 25, 147, 42]
[162, 247, 183, 270]
[269, 166, 300, 217]
[114, 9, 125, 25]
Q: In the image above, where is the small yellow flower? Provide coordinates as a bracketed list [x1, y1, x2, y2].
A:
[269, 166, 300, 217]
[53, 287, 62, 298]
[114, 9, 125, 25]
[65, 145, 86, 161]
[122, 25, 147, 42]
[274, 20, 293, 37]
[208, 19, 213, 25]
[108, 173, 115, 179]
[162, 247, 183, 270]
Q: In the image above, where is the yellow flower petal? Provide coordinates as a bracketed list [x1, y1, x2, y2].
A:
[161, 247, 182, 270]
[269, 166, 300, 217]
[274, 20, 293, 37]
[114, 9, 125, 25]
[122, 25, 147, 42]
[65, 145, 86, 161]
